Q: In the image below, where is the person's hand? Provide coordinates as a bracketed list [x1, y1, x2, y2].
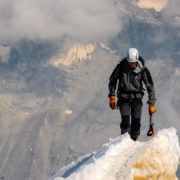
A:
[149, 104, 156, 115]
[109, 96, 116, 110]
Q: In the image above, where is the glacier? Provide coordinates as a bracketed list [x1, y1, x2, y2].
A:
[50, 128, 180, 180]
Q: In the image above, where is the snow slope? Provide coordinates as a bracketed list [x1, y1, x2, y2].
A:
[50, 128, 180, 180]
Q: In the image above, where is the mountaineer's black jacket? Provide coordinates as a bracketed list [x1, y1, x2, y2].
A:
[108, 57, 156, 105]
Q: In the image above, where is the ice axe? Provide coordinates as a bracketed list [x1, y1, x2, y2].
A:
[147, 115, 154, 136]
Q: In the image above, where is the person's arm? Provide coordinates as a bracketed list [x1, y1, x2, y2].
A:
[108, 64, 121, 97]
[142, 67, 156, 106]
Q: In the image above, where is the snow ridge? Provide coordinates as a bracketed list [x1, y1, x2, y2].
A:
[50, 128, 180, 180]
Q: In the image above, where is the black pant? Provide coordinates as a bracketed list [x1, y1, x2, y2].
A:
[118, 97, 143, 141]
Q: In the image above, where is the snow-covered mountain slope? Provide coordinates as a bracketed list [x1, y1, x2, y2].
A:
[0, 44, 179, 180]
[115, 0, 162, 25]
[137, 0, 168, 12]
[0, 45, 179, 180]
[51, 43, 96, 67]
[50, 128, 180, 180]
[0, 45, 119, 180]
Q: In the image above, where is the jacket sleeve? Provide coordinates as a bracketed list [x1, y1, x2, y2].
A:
[108, 64, 121, 97]
[142, 67, 156, 105]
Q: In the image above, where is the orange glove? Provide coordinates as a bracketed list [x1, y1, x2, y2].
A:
[149, 104, 156, 115]
[109, 96, 116, 109]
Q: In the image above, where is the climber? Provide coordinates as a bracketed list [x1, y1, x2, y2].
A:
[108, 48, 156, 141]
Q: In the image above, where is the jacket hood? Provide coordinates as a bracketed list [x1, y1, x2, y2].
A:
[136, 56, 145, 73]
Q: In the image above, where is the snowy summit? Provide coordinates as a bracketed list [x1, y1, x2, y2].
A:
[50, 128, 180, 180]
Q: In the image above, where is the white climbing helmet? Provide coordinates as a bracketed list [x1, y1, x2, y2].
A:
[127, 48, 139, 63]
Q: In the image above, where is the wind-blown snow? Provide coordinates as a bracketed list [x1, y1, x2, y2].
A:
[50, 128, 180, 180]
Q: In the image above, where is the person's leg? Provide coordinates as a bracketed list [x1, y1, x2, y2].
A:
[119, 98, 131, 134]
[130, 99, 143, 141]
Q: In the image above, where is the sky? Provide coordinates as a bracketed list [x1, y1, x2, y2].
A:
[0, 0, 122, 44]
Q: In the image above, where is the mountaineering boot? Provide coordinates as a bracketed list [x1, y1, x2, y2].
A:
[121, 127, 130, 135]
[130, 136, 138, 141]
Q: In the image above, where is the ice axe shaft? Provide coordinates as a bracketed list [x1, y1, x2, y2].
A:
[147, 115, 154, 136]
